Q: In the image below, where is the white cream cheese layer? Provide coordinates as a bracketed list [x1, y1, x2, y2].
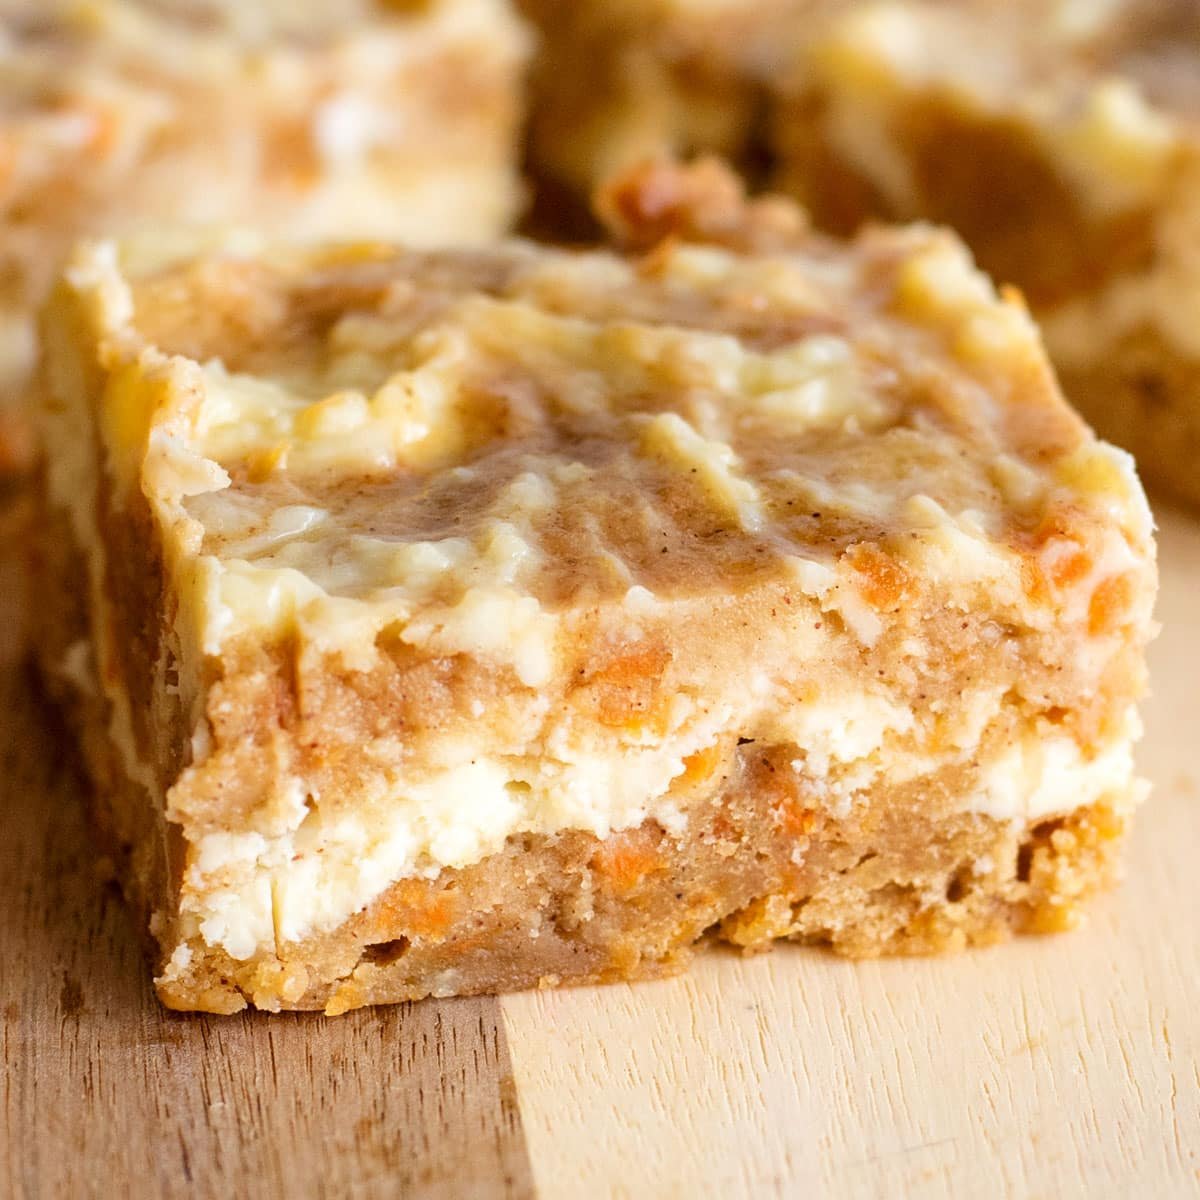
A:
[969, 713, 1142, 823]
[180, 689, 1142, 960]
[185, 740, 700, 959]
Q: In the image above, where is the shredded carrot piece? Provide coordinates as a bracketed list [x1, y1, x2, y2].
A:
[676, 742, 724, 790]
[775, 796, 816, 837]
[578, 643, 673, 735]
[1088, 573, 1136, 637]
[592, 833, 662, 893]
[1020, 556, 1050, 605]
[846, 542, 911, 609]
[377, 879, 456, 939]
[1050, 547, 1092, 589]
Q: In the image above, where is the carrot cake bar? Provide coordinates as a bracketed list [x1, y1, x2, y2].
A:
[32, 162, 1157, 1014]
[519, 0, 839, 225]
[0, 0, 529, 465]
[773, 0, 1200, 505]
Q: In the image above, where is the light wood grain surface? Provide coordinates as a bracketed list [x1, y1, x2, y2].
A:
[503, 506, 1200, 1200]
[2, 502, 1197, 1199]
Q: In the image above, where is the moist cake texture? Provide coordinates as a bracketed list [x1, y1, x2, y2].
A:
[0, 0, 529, 459]
[773, 0, 1200, 506]
[32, 162, 1157, 1014]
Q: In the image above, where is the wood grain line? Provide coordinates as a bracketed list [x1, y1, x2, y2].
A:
[0, 537, 536, 1200]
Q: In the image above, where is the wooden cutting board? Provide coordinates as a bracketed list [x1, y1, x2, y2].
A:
[3, 501, 1197, 1200]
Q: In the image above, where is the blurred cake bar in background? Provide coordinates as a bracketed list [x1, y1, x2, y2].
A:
[0, 0, 530, 466]
[519, 0, 839, 227]
[32, 161, 1156, 1013]
[773, 0, 1200, 505]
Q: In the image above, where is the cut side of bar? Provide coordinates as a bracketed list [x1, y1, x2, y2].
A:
[32, 162, 1157, 1014]
[772, 0, 1200, 506]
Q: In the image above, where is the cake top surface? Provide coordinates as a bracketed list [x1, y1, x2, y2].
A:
[49, 161, 1152, 679]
